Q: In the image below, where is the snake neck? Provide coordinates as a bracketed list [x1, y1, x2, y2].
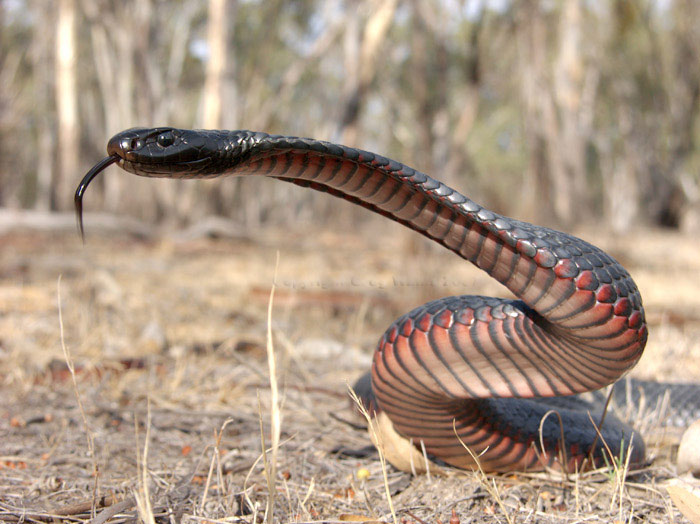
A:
[223, 132, 645, 349]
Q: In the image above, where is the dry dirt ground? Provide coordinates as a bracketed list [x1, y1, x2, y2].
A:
[1, 221, 700, 523]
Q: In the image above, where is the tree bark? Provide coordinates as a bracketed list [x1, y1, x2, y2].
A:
[29, 1, 55, 211]
[517, 0, 591, 226]
[202, 0, 228, 129]
[201, 0, 240, 219]
[553, 0, 588, 222]
[56, 0, 79, 211]
[517, 0, 555, 222]
[337, 0, 398, 145]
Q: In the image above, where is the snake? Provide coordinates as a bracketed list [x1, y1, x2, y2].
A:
[75, 127, 696, 473]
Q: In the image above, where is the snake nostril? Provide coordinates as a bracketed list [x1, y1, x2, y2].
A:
[119, 138, 142, 152]
[120, 137, 142, 151]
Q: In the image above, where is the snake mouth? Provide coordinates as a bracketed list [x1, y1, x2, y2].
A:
[74, 154, 120, 241]
[118, 156, 215, 177]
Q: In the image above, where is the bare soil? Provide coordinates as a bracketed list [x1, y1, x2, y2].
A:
[1, 223, 700, 523]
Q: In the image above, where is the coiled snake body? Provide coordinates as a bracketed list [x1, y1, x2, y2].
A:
[77, 128, 664, 472]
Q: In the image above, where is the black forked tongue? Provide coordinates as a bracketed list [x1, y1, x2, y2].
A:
[74, 155, 120, 242]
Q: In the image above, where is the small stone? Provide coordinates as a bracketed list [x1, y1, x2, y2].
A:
[137, 321, 167, 354]
[678, 419, 700, 476]
[356, 467, 370, 481]
[368, 411, 445, 476]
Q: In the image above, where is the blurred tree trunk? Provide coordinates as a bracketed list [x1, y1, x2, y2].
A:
[56, 0, 78, 211]
[517, 0, 556, 223]
[227, 0, 288, 228]
[600, 0, 700, 231]
[0, 0, 6, 205]
[251, 2, 343, 132]
[432, 1, 482, 189]
[665, 0, 700, 229]
[245, 1, 345, 228]
[518, 0, 591, 226]
[329, 0, 398, 230]
[600, 1, 645, 232]
[668, 1, 700, 175]
[409, 2, 435, 175]
[602, 103, 638, 233]
[0, 0, 23, 208]
[151, 2, 198, 124]
[84, 0, 136, 215]
[337, 0, 398, 145]
[335, 0, 360, 143]
[31, 1, 55, 211]
[142, 1, 201, 225]
[552, 0, 589, 221]
[405, 0, 479, 251]
[200, 0, 239, 219]
[202, 0, 228, 129]
[372, 1, 482, 253]
[84, 0, 186, 224]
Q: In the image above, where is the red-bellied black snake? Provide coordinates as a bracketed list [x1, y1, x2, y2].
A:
[75, 128, 698, 472]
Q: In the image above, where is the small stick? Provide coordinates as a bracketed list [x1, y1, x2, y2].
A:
[88, 496, 137, 524]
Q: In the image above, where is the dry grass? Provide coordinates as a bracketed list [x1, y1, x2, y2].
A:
[453, 421, 515, 524]
[1, 225, 700, 523]
[348, 386, 398, 524]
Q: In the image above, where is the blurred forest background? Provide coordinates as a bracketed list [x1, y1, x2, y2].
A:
[1, 0, 700, 233]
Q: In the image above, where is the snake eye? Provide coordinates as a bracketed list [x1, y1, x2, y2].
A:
[156, 132, 174, 148]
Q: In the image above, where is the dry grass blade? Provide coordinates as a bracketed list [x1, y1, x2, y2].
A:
[452, 420, 514, 524]
[57, 275, 99, 517]
[243, 430, 297, 518]
[134, 399, 156, 524]
[584, 384, 615, 469]
[584, 412, 635, 520]
[200, 418, 235, 513]
[419, 440, 431, 481]
[536, 409, 569, 480]
[264, 252, 282, 523]
[347, 387, 398, 524]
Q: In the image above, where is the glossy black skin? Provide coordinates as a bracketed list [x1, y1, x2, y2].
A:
[109, 127, 220, 176]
